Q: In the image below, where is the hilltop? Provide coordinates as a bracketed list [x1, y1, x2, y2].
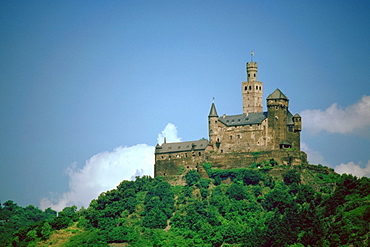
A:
[1, 162, 369, 246]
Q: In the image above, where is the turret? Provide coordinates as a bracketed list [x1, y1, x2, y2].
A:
[293, 113, 302, 132]
[267, 89, 289, 150]
[242, 60, 263, 113]
[208, 102, 219, 149]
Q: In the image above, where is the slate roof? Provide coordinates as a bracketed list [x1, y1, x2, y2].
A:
[218, 110, 295, 126]
[155, 139, 208, 154]
[287, 111, 294, 125]
[267, 88, 289, 100]
[218, 112, 268, 126]
[208, 103, 218, 117]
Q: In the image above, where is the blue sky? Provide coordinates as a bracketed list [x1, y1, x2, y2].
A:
[1, 1, 369, 210]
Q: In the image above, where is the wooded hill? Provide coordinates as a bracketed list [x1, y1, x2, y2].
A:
[1, 162, 369, 246]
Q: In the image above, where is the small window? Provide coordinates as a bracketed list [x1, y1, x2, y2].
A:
[256, 86, 258, 90]
[249, 85, 252, 90]
[248, 73, 250, 77]
[254, 73, 256, 77]
[245, 86, 248, 90]
[259, 86, 261, 90]
[199, 152, 201, 156]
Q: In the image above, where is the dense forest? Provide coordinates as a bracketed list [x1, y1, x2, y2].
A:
[1, 162, 369, 246]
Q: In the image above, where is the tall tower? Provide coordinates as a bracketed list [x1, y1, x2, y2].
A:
[208, 102, 219, 149]
[267, 89, 289, 150]
[242, 61, 263, 113]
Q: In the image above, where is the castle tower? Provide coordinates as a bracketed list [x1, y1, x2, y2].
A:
[292, 113, 302, 150]
[208, 102, 219, 149]
[267, 89, 289, 150]
[242, 61, 263, 113]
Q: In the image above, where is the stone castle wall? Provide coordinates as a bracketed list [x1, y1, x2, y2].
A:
[154, 150, 307, 177]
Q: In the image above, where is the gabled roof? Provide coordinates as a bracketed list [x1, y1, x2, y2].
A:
[155, 139, 208, 154]
[267, 88, 289, 100]
[293, 113, 301, 118]
[218, 112, 267, 126]
[208, 103, 218, 117]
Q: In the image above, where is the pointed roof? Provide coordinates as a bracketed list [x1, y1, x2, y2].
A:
[267, 88, 289, 100]
[208, 102, 218, 117]
[293, 113, 301, 118]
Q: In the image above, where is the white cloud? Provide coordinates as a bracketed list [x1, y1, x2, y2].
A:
[301, 142, 326, 165]
[157, 122, 181, 144]
[300, 95, 370, 134]
[334, 160, 370, 178]
[40, 123, 181, 211]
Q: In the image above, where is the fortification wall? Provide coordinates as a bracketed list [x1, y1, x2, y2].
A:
[154, 150, 307, 177]
[207, 150, 306, 169]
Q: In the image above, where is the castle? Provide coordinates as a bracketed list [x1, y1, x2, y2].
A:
[154, 59, 307, 177]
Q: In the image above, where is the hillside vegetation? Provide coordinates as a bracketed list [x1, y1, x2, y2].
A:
[1, 163, 369, 246]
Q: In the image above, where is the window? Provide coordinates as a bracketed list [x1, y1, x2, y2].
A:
[230, 135, 232, 140]
[254, 73, 256, 77]
[199, 152, 201, 156]
[248, 73, 250, 77]
[256, 85, 258, 90]
[245, 86, 248, 90]
[249, 85, 252, 90]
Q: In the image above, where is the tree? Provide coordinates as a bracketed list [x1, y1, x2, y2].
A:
[226, 183, 248, 201]
[283, 170, 300, 185]
[185, 170, 200, 186]
[41, 222, 52, 240]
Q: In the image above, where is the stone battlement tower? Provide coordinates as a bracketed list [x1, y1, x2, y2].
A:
[242, 61, 263, 113]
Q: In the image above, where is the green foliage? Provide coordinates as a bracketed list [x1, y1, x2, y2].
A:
[177, 165, 185, 175]
[2, 167, 370, 246]
[185, 170, 201, 186]
[283, 169, 301, 185]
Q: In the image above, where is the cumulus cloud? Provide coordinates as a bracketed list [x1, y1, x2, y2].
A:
[300, 95, 370, 134]
[40, 123, 180, 211]
[301, 142, 326, 165]
[334, 160, 370, 178]
[157, 122, 182, 144]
